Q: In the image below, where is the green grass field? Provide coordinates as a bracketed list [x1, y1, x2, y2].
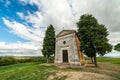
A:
[0, 62, 57, 80]
[97, 57, 120, 64]
[0, 58, 120, 80]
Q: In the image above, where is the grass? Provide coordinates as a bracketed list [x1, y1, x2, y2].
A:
[0, 62, 57, 80]
[97, 57, 120, 64]
[0, 57, 120, 80]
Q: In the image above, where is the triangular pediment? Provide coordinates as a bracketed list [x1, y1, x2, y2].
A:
[56, 30, 76, 38]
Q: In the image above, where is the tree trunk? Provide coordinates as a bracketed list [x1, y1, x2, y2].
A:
[47, 58, 48, 63]
[93, 53, 97, 67]
[91, 57, 94, 64]
[46, 55, 49, 63]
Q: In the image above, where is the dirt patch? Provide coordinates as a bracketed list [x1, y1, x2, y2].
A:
[48, 70, 111, 80]
[41, 63, 119, 80]
[39, 63, 54, 66]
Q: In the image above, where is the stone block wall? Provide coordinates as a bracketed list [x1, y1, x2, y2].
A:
[55, 32, 80, 65]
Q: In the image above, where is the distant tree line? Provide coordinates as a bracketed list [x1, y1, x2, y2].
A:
[0, 56, 54, 66]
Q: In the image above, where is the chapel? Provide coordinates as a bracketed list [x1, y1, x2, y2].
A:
[55, 30, 85, 65]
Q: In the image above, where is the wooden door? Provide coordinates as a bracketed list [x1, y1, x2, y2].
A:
[63, 50, 68, 63]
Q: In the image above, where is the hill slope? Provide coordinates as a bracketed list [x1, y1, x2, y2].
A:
[0, 58, 120, 80]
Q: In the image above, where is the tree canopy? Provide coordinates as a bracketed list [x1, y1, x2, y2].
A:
[41, 24, 55, 62]
[77, 14, 112, 67]
[114, 43, 120, 51]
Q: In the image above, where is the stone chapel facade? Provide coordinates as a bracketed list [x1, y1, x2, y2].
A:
[55, 30, 85, 65]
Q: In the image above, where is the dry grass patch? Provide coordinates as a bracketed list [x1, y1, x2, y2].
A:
[48, 70, 111, 80]
[48, 62, 120, 80]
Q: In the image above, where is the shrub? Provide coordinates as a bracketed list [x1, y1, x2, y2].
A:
[48, 57, 54, 63]
[0, 56, 55, 66]
[0, 56, 17, 66]
[16, 58, 40, 63]
[39, 57, 47, 63]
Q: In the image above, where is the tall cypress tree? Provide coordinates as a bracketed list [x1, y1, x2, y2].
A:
[41, 24, 55, 63]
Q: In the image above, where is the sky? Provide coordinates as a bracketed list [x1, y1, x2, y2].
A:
[0, 0, 120, 57]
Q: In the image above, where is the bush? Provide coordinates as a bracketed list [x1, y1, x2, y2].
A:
[0, 56, 17, 66]
[0, 56, 55, 66]
[38, 57, 47, 63]
[39, 57, 54, 63]
[48, 57, 54, 63]
[16, 58, 41, 63]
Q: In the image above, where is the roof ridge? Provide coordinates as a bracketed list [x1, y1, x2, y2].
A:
[56, 30, 76, 38]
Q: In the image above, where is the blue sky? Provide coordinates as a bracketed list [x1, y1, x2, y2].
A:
[0, 0, 38, 43]
[0, 0, 43, 56]
[0, 0, 120, 57]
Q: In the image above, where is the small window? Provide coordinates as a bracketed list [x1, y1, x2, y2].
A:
[63, 41, 66, 44]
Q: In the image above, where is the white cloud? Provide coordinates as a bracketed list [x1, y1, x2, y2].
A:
[18, 0, 120, 45]
[19, 0, 41, 8]
[2, 18, 44, 42]
[0, 41, 39, 50]
[2, 0, 120, 57]
[19, 0, 78, 32]
[16, 12, 24, 19]
[104, 50, 120, 58]
[2, 17, 44, 56]
[5, 0, 11, 7]
[108, 32, 120, 45]
[0, 41, 42, 56]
